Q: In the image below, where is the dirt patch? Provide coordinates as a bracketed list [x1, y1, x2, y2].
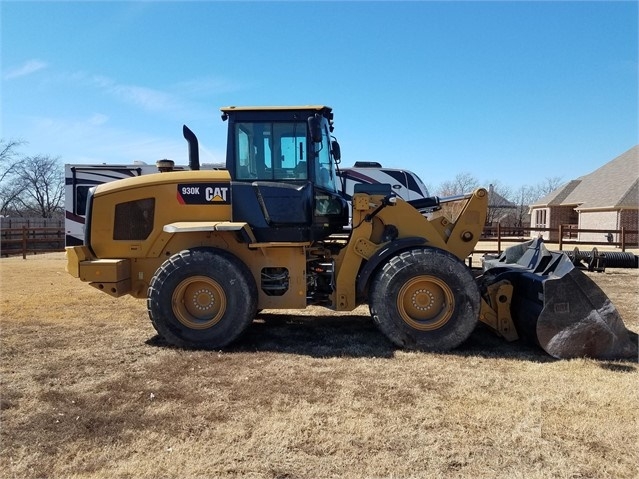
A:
[1, 253, 638, 478]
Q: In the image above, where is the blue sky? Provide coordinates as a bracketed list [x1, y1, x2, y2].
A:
[2, 1, 637, 191]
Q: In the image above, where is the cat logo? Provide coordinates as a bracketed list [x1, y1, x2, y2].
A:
[177, 183, 231, 205]
[205, 186, 228, 202]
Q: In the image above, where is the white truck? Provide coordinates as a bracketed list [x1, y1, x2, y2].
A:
[65, 160, 430, 245]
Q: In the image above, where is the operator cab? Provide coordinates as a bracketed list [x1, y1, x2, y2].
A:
[222, 106, 348, 242]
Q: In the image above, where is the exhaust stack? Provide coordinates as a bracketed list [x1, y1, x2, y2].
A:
[182, 125, 200, 171]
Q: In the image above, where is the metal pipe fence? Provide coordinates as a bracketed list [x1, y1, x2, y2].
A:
[477, 225, 637, 254]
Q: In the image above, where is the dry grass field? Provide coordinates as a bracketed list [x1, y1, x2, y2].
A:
[1, 252, 638, 479]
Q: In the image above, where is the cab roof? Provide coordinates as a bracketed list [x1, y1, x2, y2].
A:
[220, 105, 331, 113]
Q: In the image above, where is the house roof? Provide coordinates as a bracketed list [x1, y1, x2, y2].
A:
[488, 185, 516, 208]
[530, 145, 639, 210]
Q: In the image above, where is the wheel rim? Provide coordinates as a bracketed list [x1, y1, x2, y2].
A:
[172, 276, 226, 329]
[397, 275, 454, 331]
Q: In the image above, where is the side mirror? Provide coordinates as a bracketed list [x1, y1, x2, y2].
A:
[307, 114, 322, 143]
[331, 140, 341, 162]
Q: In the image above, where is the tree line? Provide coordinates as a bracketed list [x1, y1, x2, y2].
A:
[433, 172, 563, 228]
[1, 139, 64, 219]
[0, 138, 562, 225]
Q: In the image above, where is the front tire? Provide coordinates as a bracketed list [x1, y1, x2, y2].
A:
[147, 248, 257, 349]
[369, 247, 479, 351]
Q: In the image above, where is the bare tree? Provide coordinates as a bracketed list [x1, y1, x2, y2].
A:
[429, 170, 566, 234]
[507, 177, 563, 234]
[12, 155, 64, 218]
[435, 172, 480, 221]
[436, 172, 479, 196]
[511, 185, 537, 231]
[485, 180, 514, 226]
[0, 139, 26, 216]
[534, 176, 564, 200]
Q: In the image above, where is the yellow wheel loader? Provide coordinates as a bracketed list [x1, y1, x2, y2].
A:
[65, 106, 637, 359]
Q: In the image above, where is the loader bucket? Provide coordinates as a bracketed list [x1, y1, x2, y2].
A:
[481, 238, 638, 360]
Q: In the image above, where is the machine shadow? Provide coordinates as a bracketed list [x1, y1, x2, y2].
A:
[147, 312, 559, 362]
[230, 313, 397, 358]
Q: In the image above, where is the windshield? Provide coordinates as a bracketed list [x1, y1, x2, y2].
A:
[234, 117, 340, 193]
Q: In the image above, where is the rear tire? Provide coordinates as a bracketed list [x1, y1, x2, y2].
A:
[147, 248, 257, 349]
[369, 247, 479, 351]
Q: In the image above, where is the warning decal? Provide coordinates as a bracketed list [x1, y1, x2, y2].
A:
[177, 183, 231, 205]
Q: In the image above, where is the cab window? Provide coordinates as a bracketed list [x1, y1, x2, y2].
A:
[235, 122, 307, 181]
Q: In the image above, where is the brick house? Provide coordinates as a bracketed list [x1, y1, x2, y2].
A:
[528, 145, 638, 245]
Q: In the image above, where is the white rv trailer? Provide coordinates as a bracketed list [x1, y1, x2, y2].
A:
[337, 161, 430, 202]
[65, 160, 430, 245]
[63, 161, 204, 245]
[336, 161, 431, 227]
[65, 163, 160, 245]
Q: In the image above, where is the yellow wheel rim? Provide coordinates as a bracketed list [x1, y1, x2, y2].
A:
[172, 276, 226, 329]
[397, 275, 454, 331]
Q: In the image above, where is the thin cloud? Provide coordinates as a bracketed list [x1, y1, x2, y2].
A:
[176, 76, 244, 96]
[87, 74, 181, 113]
[27, 114, 225, 165]
[65, 71, 242, 116]
[4, 59, 48, 80]
[111, 84, 178, 112]
[88, 113, 109, 126]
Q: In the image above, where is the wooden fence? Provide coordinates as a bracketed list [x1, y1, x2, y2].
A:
[1, 226, 65, 259]
[1, 223, 637, 259]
